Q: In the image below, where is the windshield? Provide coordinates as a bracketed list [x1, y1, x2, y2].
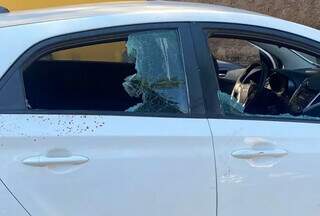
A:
[291, 50, 320, 67]
[253, 41, 320, 70]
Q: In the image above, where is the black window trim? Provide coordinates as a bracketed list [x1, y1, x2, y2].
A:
[191, 22, 320, 124]
[0, 22, 206, 118]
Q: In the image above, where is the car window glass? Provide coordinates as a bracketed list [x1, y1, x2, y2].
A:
[125, 30, 188, 113]
[43, 41, 127, 63]
[23, 29, 189, 114]
[208, 36, 320, 121]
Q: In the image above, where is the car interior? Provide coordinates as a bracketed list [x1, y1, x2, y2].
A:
[210, 37, 320, 119]
[23, 30, 189, 114]
[24, 60, 141, 111]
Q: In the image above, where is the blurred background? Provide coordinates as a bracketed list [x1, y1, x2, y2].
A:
[0, 0, 121, 11]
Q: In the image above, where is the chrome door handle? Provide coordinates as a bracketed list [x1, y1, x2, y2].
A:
[231, 149, 288, 159]
[22, 155, 89, 167]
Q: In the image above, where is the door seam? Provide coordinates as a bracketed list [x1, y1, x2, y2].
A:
[0, 178, 32, 216]
[206, 119, 219, 216]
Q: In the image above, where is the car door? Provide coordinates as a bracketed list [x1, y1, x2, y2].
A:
[0, 115, 216, 216]
[209, 119, 320, 216]
[0, 23, 216, 216]
[191, 22, 320, 216]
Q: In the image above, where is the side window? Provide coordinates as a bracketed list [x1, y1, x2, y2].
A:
[45, 41, 127, 63]
[23, 30, 189, 114]
[208, 35, 320, 120]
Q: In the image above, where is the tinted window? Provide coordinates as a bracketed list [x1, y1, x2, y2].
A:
[44, 41, 127, 63]
[23, 30, 189, 114]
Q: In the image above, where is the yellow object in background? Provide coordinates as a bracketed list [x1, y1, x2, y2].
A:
[51, 41, 127, 62]
[0, 0, 126, 11]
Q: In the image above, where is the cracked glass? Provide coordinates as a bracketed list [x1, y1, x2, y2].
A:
[123, 30, 189, 114]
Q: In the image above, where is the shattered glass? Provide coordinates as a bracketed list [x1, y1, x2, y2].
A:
[217, 90, 245, 115]
[123, 30, 189, 113]
[217, 90, 320, 120]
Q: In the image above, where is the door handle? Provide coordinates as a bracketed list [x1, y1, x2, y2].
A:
[22, 155, 89, 167]
[231, 149, 288, 159]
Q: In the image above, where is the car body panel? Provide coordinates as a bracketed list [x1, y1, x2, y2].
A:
[209, 119, 320, 216]
[0, 180, 29, 216]
[0, 1, 296, 28]
[0, 2, 320, 215]
[0, 114, 216, 216]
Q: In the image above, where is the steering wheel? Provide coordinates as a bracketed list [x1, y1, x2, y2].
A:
[231, 61, 269, 109]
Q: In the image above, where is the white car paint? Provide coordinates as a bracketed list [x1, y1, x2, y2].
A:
[0, 180, 29, 216]
[0, 1, 320, 216]
[209, 119, 320, 216]
[0, 115, 215, 216]
[0, 1, 320, 76]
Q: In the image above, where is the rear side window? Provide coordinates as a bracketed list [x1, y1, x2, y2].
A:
[45, 41, 127, 63]
[23, 30, 189, 114]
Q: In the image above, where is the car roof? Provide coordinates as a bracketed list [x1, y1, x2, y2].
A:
[0, 1, 319, 77]
[0, 1, 319, 42]
[0, 1, 265, 28]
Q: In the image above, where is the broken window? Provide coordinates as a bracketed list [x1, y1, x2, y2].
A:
[123, 30, 189, 113]
[23, 30, 189, 114]
[208, 36, 320, 120]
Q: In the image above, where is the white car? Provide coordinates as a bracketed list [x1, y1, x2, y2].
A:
[1, 1, 320, 216]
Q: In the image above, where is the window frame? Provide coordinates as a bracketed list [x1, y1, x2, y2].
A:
[0, 22, 206, 118]
[191, 22, 320, 123]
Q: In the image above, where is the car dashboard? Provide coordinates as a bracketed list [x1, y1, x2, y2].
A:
[218, 65, 320, 118]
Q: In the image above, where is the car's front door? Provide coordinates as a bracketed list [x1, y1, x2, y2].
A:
[209, 119, 320, 216]
[0, 24, 216, 216]
[192, 22, 320, 216]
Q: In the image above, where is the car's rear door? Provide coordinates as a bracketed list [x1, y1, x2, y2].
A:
[0, 115, 215, 216]
[0, 23, 216, 216]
